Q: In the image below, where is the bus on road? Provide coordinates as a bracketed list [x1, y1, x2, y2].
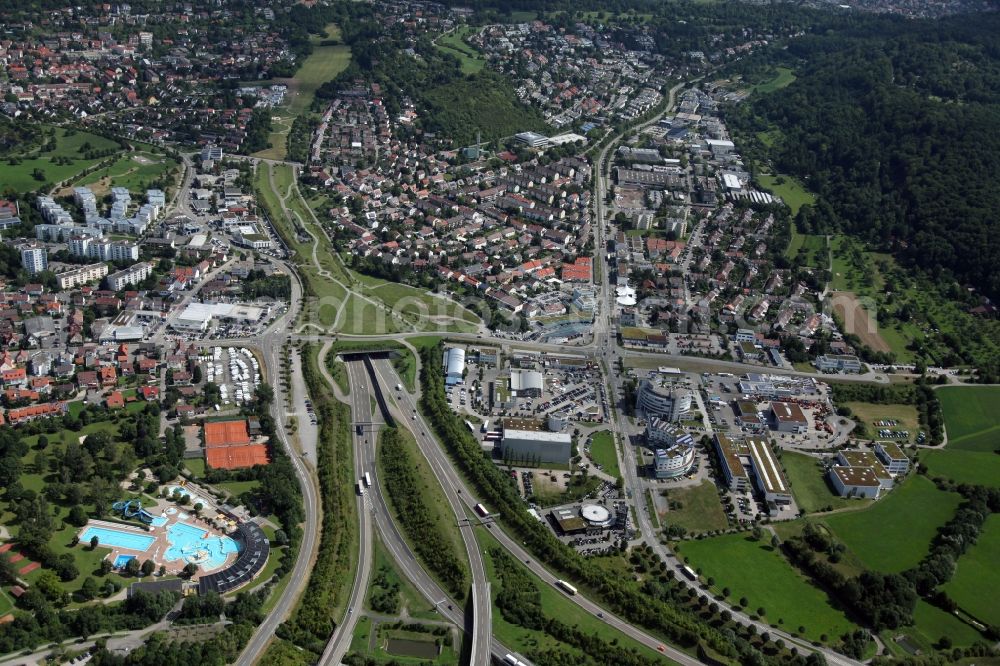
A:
[555, 579, 577, 595]
[474, 503, 490, 518]
[363, 472, 372, 488]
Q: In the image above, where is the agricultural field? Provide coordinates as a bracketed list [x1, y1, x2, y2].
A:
[937, 386, 1000, 452]
[659, 480, 729, 534]
[906, 600, 985, 652]
[435, 26, 485, 74]
[943, 514, 1000, 626]
[922, 449, 1000, 487]
[677, 533, 857, 642]
[820, 476, 961, 573]
[587, 431, 620, 478]
[3, 126, 123, 193]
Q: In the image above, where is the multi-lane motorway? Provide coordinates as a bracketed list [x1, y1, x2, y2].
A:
[315, 357, 376, 666]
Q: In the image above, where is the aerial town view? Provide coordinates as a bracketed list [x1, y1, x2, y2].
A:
[0, 0, 999, 665]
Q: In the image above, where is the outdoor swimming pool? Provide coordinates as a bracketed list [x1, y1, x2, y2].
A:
[113, 554, 136, 569]
[80, 526, 155, 552]
[149, 516, 168, 527]
[164, 522, 238, 571]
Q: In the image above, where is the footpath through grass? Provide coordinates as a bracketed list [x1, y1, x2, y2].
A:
[820, 476, 961, 573]
[676, 533, 857, 643]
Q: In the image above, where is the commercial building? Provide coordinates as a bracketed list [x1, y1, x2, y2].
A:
[443, 347, 466, 386]
[56, 263, 109, 289]
[713, 434, 792, 513]
[515, 131, 550, 148]
[500, 418, 572, 465]
[510, 369, 543, 397]
[828, 466, 881, 499]
[713, 434, 750, 492]
[836, 450, 894, 491]
[653, 445, 696, 479]
[770, 401, 808, 433]
[636, 379, 692, 421]
[874, 442, 910, 475]
[171, 303, 266, 333]
[815, 354, 863, 373]
[646, 417, 694, 449]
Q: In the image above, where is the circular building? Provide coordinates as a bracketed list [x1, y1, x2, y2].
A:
[580, 504, 614, 528]
[653, 445, 696, 480]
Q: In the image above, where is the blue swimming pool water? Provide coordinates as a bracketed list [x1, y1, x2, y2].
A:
[113, 554, 136, 568]
[149, 516, 168, 527]
[164, 522, 239, 571]
[80, 526, 155, 552]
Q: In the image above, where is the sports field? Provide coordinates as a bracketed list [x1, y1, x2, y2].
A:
[821, 476, 961, 573]
[943, 514, 1000, 626]
[938, 386, 1000, 452]
[678, 533, 856, 642]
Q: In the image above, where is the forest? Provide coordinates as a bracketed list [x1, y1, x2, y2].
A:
[727, 14, 1000, 302]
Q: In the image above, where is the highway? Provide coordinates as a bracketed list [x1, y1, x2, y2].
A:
[358, 358, 493, 666]
[368, 359, 702, 666]
[316, 357, 376, 666]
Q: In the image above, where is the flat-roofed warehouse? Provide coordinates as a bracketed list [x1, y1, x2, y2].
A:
[828, 465, 881, 499]
[770, 401, 808, 433]
[713, 434, 792, 514]
[549, 507, 587, 534]
[500, 417, 572, 465]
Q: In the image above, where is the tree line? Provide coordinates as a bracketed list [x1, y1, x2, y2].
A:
[378, 426, 469, 599]
[275, 343, 356, 657]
